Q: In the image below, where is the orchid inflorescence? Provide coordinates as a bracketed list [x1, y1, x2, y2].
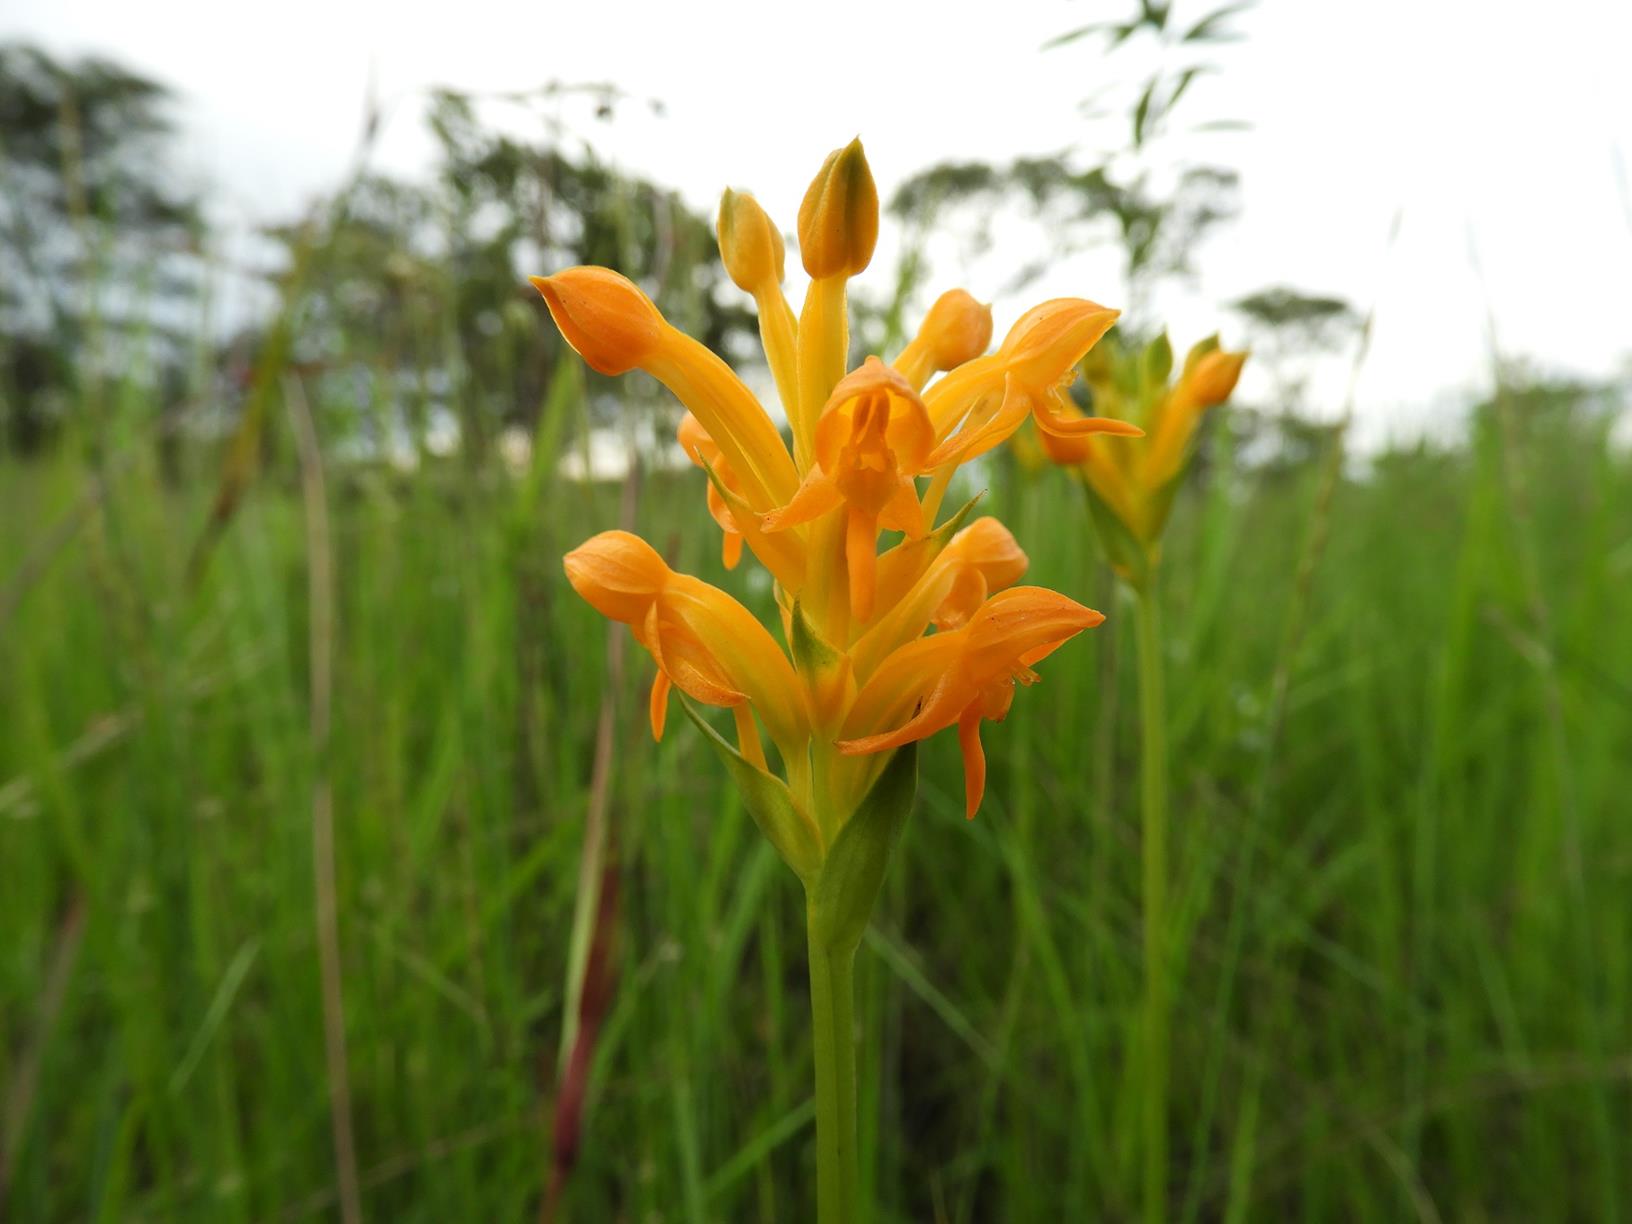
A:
[1038, 328, 1247, 584]
[533, 139, 1141, 872]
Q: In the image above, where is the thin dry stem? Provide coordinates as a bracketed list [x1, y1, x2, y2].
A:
[287, 374, 362, 1224]
[545, 457, 640, 1221]
[0, 896, 86, 1212]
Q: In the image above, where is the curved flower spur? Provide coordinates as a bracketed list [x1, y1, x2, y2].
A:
[533, 139, 1139, 1222]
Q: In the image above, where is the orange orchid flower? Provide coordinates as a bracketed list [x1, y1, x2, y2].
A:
[1039, 331, 1247, 562]
[760, 357, 934, 623]
[923, 298, 1144, 472]
[839, 588, 1104, 819]
[852, 516, 1029, 679]
[563, 530, 807, 767]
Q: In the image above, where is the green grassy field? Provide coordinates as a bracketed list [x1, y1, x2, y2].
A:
[2, 380, 1629, 1220]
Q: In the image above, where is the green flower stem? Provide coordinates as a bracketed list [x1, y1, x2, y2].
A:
[1133, 580, 1169, 1224]
[807, 920, 859, 1224]
[799, 742, 915, 1222]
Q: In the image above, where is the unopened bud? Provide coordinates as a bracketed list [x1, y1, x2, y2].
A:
[797, 138, 879, 279]
[1187, 349, 1247, 406]
[717, 189, 785, 294]
[530, 267, 665, 376]
[1180, 334, 1221, 378]
[919, 290, 993, 371]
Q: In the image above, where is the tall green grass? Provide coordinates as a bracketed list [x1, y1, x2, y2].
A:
[2, 378, 1629, 1220]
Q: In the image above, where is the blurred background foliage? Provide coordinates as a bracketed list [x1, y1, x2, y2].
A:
[2, 4, 1630, 1221]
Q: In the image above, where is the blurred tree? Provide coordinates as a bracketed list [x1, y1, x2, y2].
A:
[885, 1, 1253, 335]
[1232, 285, 1361, 407]
[1218, 289, 1362, 476]
[0, 42, 203, 452]
[261, 87, 752, 465]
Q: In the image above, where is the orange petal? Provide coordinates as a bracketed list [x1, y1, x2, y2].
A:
[657, 637, 748, 708]
[922, 352, 1007, 438]
[676, 410, 718, 466]
[814, 357, 936, 475]
[957, 706, 986, 820]
[1032, 386, 1143, 438]
[860, 516, 1028, 662]
[733, 704, 768, 769]
[1187, 349, 1247, 407]
[797, 138, 878, 280]
[925, 373, 1031, 468]
[663, 575, 810, 753]
[998, 298, 1120, 390]
[877, 476, 926, 538]
[844, 586, 1103, 789]
[962, 587, 1104, 681]
[846, 507, 879, 624]
[933, 568, 989, 631]
[649, 670, 672, 741]
[761, 468, 844, 533]
[717, 188, 786, 295]
[838, 668, 968, 756]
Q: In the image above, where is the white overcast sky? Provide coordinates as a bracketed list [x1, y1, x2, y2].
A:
[6, 0, 1630, 445]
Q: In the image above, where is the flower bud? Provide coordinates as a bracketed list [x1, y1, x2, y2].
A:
[797, 138, 879, 279]
[716, 189, 785, 294]
[563, 530, 671, 624]
[918, 289, 994, 372]
[1180, 333, 1220, 377]
[1186, 349, 1247, 407]
[530, 267, 665, 376]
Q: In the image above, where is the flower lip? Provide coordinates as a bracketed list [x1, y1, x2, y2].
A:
[530, 267, 664, 376]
